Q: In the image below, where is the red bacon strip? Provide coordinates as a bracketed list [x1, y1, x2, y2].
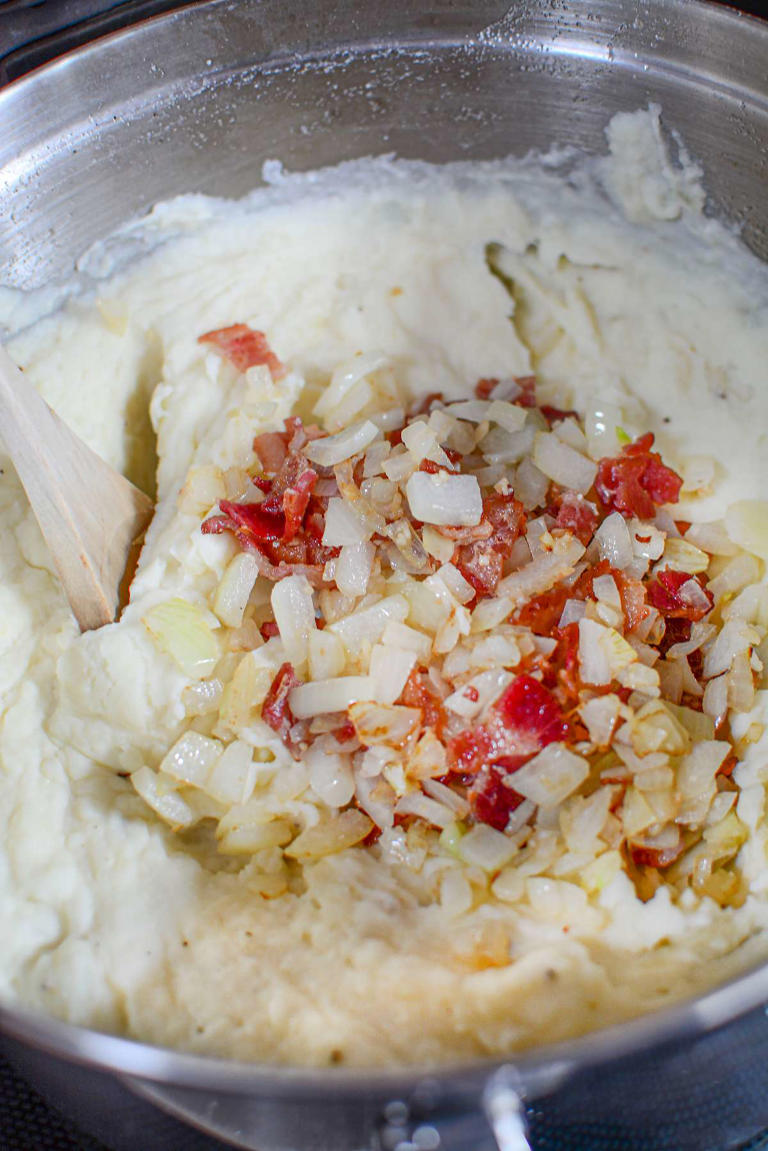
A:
[596, 433, 683, 520]
[198, 324, 286, 378]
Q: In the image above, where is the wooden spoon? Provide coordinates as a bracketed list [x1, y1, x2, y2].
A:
[0, 345, 154, 631]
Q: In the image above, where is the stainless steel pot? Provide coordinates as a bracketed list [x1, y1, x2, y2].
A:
[2, 2, 768, 1148]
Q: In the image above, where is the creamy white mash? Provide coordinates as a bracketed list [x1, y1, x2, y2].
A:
[1, 109, 768, 1067]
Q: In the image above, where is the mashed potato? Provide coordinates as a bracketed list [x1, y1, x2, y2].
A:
[1, 108, 768, 1067]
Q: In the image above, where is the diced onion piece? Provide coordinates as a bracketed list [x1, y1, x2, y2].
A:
[708, 553, 763, 600]
[628, 699, 690, 756]
[458, 823, 518, 870]
[219, 650, 276, 732]
[349, 701, 422, 747]
[178, 465, 226, 515]
[271, 575, 316, 668]
[290, 676, 374, 718]
[183, 678, 224, 717]
[440, 869, 474, 916]
[511, 743, 590, 808]
[132, 766, 199, 830]
[329, 595, 409, 647]
[205, 740, 257, 805]
[514, 457, 549, 510]
[629, 518, 666, 561]
[381, 620, 432, 661]
[470, 595, 514, 633]
[532, 432, 597, 495]
[285, 808, 373, 859]
[217, 815, 294, 855]
[422, 524, 456, 563]
[444, 669, 513, 719]
[676, 740, 731, 825]
[487, 400, 527, 432]
[213, 552, 260, 627]
[725, 500, 768, 562]
[584, 398, 623, 460]
[401, 421, 450, 467]
[307, 630, 346, 681]
[579, 694, 622, 747]
[578, 618, 637, 686]
[406, 731, 448, 780]
[161, 731, 223, 788]
[369, 644, 417, 705]
[621, 787, 656, 836]
[335, 541, 375, 597]
[561, 788, 613, 853]
[305, 419, 380, 467]
[306, 745, 355, 807]
[422, 777, 468, 815]
[395, 790, 455, 828]
[703, 619, 760, 679]
[355, 772, 396, 829]
[435, 563, 475, 605]
[322, 497, 372, 546]
[661, 537, 710, 574]
[665, 702, 715, 743]
[313, 352, 388, 417]
[497, 535, 586, 603]
[594, 512, 634, 570]
[143, 598, 219, 680]
[405, 472, 482, 527]
[559, 598, 587, 628]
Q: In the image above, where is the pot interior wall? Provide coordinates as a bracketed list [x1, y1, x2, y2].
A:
[1, 0, 767, 291]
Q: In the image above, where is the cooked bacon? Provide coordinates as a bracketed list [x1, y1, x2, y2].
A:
[408, 391, 444, 417]
[455, 491, 525, 598]
[469, 764, 526, 831]
[253, 431, 289, 473]
[203, 499, 285, 543]
[475, 378, 498, 400]
[262, 663, 300, 744]
[541, 405, 579, 425]
[448, 674, 569, 775]
[199, 324, 286, 378]
[551, 489, 598, 544]
[514, 376, 537, 408]
[615, 571, 650, 632]
[401, 668, 447, 736]
[596, 433, 683, 520]
[628, 838, 685, 870]
[647, 568, 713, 621]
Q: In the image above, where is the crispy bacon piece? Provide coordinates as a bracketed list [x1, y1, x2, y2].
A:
[253, 431, 289, 473]
[469, 764, 526, 831]
[199, 324, 286, 378]
[262, 663, 300, 744]
[541, 405, 579, 425]
[628, 838, 685, 870]
[615, 571, 650, 633]
[455, 491, 526, 598]
[596, 433, 683, 520]
[448, 674, 569, 776]
[647, 569, 713, 621]
[475, 378, 498, 400]
[514, 376, 537, 408]
[408, 391, 444, 417]
[401, 668, 447, 736]
[551, 489, 598, 544]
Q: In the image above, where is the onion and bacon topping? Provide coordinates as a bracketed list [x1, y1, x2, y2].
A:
[136, 326, 767, 914]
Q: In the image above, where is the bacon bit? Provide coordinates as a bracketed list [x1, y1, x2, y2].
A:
[419, 459, 441, 475]
[615, 571, 650, 633]
[541, 405, 579, 425]
[717, 753, 738, 778]
[647, 569, 713, 621]
[514, 376, 537, 408]
[475, 378, 499, 400]
[199, 324, 286, 379]
[551, 489, 598, 544]
[515, 559, 616, 636]
[596, 433, 683, 520]
[401, 668, 447, 736]
[282, 470, 318, 541]
[408, 391, 444, 417]
[448, 674, 569, 775]
[253, 431, 289, 473]
[334, 719, 357, 744]
[260, 620, 280, 640]
[463, 685, 480, 703]
[205, 499, 286, 543]
[456, 491, 526, 598]
[469, 764, 526, 831]
[262, 663, 300, 744]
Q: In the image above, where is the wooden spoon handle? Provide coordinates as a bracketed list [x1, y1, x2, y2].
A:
[0, 346, 154, 630]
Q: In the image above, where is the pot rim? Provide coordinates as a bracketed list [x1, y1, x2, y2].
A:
[2, 0, 768, 1099]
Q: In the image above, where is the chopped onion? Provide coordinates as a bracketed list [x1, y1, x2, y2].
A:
[532, 432, 598, 494]
[487, 399, 527, 432]
[329, 594, 409, 648]
[219, 650, 277, 732]
[381, 620, 432, 660]
[578, 618, 637, 686]
[661, 537, 710, 574]
[290, 676, 374, 718]
[470, 595, 514, 633]
[497, 536, 585, 603]
[579, 694, 622, 747]
[313, 352, 388, 419]
[355, 772, 396, 829]
[444, 668, 513, 719]
[183, 678, 223, 717]
[685, 520, 739, 557]
[480, 424, 534, 465]
[369, 644, 417, 705]
[628, 518, 666, 562]
[676, 740, 731, 825]
[703, 619, 760, 679]
[422, 777, 469, 816]
[217, 813, 294, 855]
[395, 790, 455, 828]
[708, 553, 764, 600]
[594, 512, 634, 570]
[401, 421, 450, 467]
[584, 398, 623, 459]
[305, 419, 379, 467]
[143, 598, 219, 680]
[285, 808, 373, 859]
[514, 457, 550, 510]
[458, 824, 518, 870]
[405, 730, 448, 780]
[213, 552, 260, 628]
[440, 869, 473, 916]
[271, 574, 316, 668]
[405, 472, 482, 527]
[559, 598, 587, 628]
[307, 629, 346, 681]
[348, 701, 422, 747]
[435, 563, 475, 605]
[161, 731, 223, 788]
[305, 744, 355, 807]
[177, 465, 225, 516]
[335, 541, 375, 597]
[512, 744, 590, 808]
[132, 767, 199, 831]
[205, 740, 257, 805]
[322, 497, 372, 546]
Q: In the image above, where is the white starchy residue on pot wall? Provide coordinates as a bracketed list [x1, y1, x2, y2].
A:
[1, 108, 768, 1065]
